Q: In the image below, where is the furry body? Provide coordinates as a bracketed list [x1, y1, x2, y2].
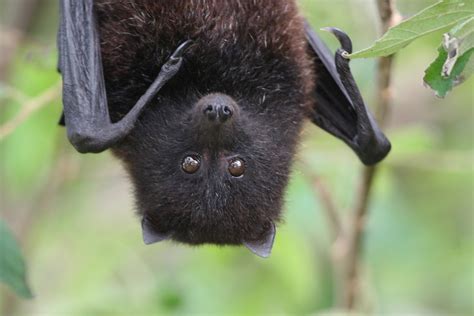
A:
[94, 0, 315, 245]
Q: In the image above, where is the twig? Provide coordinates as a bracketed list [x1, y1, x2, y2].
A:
[343, 165, 377, 308]
[313, 177, 342, 239]
[310, 172, 345, 305]
[0, 84, 29, 104]
[0, 82, 61, 140]
[342, 0, 400, 309]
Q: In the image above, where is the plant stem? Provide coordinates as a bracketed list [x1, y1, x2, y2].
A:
[342, 0, 401, 309]
[314, 177, 342, 239]
[0, 82, 61, 140]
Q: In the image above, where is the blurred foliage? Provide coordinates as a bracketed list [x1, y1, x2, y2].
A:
[0, 0, 473, 315]
[0, 220, 32, 299]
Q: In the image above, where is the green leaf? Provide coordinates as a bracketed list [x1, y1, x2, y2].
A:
[438, 17, 474, 77]
[464, 50, 474, 74]
[0, 220, 33, 299]
[423, 47, 473, 97]
[424, 17, 474, 97]
[348, 0, 474, 59]
[450, 16, 474, 57]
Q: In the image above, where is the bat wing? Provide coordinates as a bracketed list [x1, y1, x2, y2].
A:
[305, 22, 391, 165]
[58, 0, 191, 153]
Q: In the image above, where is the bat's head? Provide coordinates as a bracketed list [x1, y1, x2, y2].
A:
[92, 0, 315, 256]
[106, 1, 314, 256]
[115, 88, 308, 256]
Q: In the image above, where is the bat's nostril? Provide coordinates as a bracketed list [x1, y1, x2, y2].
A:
[223, 106, 232, 116]
[219, 105, 233, 122]
[204, 105, 213, 113]
[204, 105, 217, 121]
[203, 104, 233, 123]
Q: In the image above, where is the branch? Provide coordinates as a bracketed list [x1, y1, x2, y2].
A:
[342, 0, 400, 309]
[0, 84, 29, 104]
[0, 82, 61, 141]
[313, 177, 342, 239]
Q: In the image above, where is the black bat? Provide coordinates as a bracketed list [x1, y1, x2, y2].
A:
[57, 0, 390, 257]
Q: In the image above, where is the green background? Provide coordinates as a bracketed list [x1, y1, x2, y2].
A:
[1, 0, 472, 314]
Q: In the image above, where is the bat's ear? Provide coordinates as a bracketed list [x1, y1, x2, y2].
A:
[141, 217, 171, 245]
[243, 222, 276, 258]
[305, 23, 391, 165]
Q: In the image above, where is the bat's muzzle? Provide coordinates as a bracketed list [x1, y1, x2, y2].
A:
[204, 102, 233, 123]
[195, 93, 239, 126]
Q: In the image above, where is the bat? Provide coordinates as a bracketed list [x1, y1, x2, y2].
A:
[57, 0, 390, 258]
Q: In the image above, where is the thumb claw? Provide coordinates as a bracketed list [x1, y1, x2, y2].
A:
[321, 27, 353, 55]
[170, 39, 193, 60]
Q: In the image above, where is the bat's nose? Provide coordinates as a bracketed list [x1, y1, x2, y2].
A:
[204, 103, 233, 123]
[196, 93, 239, 125]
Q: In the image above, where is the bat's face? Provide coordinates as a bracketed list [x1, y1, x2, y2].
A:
[115, 90, 307, 248]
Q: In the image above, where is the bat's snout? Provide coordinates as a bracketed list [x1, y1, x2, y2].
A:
[195, 93, 239, 126]
[204, 103, 233, 123]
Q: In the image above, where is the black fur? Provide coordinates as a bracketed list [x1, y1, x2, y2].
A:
[95, 0, 314, 245]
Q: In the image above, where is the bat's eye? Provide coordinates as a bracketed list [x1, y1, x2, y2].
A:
[228, 158, 245, 177]
[182, 156, 201, 174]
